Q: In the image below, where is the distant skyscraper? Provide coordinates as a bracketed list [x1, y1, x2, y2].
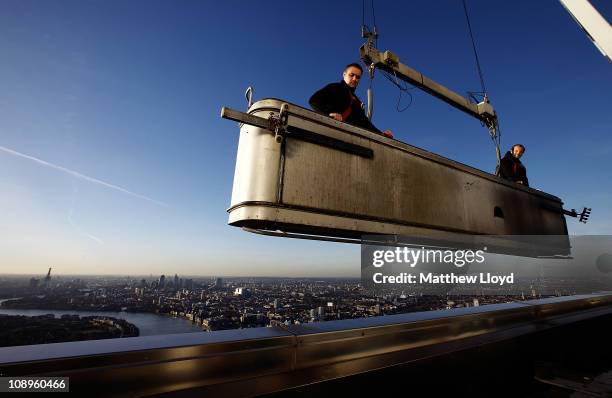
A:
[174, 274, 179, 289]
[159, 275, 166, 289]
[43, 267, 52, 286]
[215, 278, 223, 288]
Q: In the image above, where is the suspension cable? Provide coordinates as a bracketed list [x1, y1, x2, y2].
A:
[362, 0, 365, 29]
[462, 0, 487, 97]
[461, 0, 502, 171]
[362, 0, 378, 47]
[370, 0, 376, 33]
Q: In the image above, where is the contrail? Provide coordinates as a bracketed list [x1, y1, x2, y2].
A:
[0, 145, 167, 207]
[68, 212, 105, 244]
[68, 182, 104, 245]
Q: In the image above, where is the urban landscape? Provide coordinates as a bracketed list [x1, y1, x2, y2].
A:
[1, 268, 603, 348]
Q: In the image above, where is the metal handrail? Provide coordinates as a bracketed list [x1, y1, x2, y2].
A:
[1, 293, 611, 397]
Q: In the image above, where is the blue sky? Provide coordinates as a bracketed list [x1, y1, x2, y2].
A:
[0, 0, 610, 277]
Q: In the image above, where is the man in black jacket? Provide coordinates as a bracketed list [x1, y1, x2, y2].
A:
[499, 144, 529, 187]
[309, 63, 393, 138]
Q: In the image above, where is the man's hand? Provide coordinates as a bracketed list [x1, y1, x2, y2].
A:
[382, 130, 394, 138]
[329, 113, 343, 121]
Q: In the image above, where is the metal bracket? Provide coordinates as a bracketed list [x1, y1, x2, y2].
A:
[273, 103, 289, 144]
[266, 103, 289, 144]
[220, 103, 289, 144]
[563, 207, 592, 224]
[361, 25, 378, 49]
[220, 104, 373, 157]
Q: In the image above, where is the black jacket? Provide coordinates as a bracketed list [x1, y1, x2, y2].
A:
[499, 151, 529, 187]
[309, 81, 382, 134]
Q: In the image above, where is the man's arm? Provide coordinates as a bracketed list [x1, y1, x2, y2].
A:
[309, 83, 338, 116]
[350, 107, 394, 137]
[353, 112, 382, 134]
[310, 83, 393, 138]
[498, 158, 513, 180]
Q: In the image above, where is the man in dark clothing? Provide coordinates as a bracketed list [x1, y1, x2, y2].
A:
[309, 63, 393, 138]
[499, 144, 529, 187]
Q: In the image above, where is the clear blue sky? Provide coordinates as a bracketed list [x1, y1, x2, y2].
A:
[1, 0, 610, 277]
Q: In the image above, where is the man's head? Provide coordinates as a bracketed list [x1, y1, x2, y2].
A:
[511, 144, 525, 159]
[343, 63, 363, 89]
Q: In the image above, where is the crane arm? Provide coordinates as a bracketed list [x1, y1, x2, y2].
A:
[360, 44, 497, 129]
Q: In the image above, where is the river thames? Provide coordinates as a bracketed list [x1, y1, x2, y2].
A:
[0, 299, 203, 336]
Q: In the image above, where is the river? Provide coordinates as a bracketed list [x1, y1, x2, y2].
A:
[0, 299, 203, 336]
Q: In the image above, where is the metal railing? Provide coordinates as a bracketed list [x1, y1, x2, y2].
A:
[1, 293, 611, 397]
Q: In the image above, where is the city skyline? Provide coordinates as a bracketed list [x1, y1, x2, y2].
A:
[1, 1, 610, 277]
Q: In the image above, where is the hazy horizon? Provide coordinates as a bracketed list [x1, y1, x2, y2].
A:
[0, 272, 362, 279]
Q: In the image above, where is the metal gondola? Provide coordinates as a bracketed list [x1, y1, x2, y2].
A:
[221, 43, 590, 257]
